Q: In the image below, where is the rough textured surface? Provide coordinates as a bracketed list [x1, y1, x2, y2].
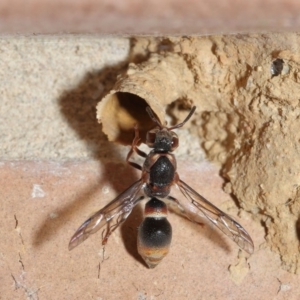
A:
[97, 52, 195, 144]
[1, 160, 298, 300]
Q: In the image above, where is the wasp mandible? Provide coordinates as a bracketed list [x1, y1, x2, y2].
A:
[69, 106, 254, 268]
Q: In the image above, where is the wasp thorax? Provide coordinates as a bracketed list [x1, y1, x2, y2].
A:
[146, 129, 179, 152]
[137, 198, 172, 268]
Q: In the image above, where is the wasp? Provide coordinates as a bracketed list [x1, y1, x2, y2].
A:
[69, 105, 254, 268]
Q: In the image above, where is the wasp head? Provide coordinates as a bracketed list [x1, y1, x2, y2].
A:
[145, 105, 196, 153]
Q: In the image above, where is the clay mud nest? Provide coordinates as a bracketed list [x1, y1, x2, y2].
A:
[97, 34, 300, 274]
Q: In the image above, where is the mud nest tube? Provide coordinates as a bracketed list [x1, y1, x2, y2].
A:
[97, 34, 300, 274]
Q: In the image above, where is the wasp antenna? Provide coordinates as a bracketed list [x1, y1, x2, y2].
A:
[146, 106, 163, 128]
[168, 106, 196, 130]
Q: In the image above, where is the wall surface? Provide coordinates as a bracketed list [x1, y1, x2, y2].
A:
[1, 1, 300, 299]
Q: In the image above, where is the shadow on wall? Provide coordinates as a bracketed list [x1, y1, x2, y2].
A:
[296, 215, 300, 242]
[58, 62, 128, 160]
[32, 40, 145, 257]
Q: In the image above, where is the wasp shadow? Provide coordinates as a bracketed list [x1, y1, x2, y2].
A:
[120, 202, 147, 267]
[33, 56, 141, 248]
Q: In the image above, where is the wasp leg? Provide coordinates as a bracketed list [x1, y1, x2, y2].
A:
[166, 195, 204, 226]
[127, 124, 147, 171]
[101, 215, 125, 245]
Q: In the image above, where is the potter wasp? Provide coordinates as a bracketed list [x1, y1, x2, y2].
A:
[69, 106, 254, 268]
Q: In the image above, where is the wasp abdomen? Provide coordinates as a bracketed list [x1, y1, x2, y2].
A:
[137, 198, 172, 268]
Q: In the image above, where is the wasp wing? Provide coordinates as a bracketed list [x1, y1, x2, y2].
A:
[69, 179, 145, 250]
[174, 179, 254, 254]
